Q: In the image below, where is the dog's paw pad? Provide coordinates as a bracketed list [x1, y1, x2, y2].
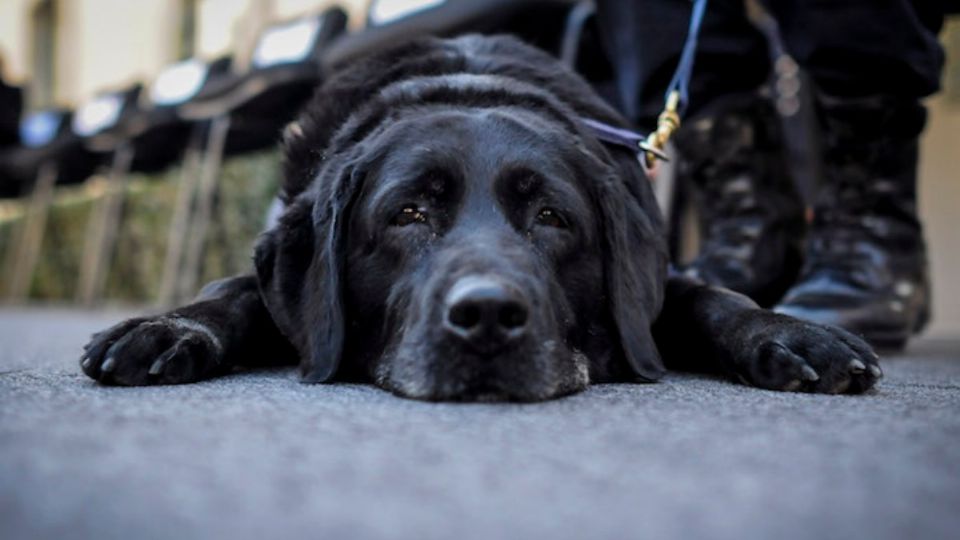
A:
[80, 316, 223, 386]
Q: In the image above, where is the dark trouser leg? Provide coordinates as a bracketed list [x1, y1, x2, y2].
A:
[595, 0, 946, 119]
[773, 0, 944, 99]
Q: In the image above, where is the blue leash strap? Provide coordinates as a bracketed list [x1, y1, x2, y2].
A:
[581, 0, 710, 171]
[666, 0, 709, 116]
[642, 0, 709, 168]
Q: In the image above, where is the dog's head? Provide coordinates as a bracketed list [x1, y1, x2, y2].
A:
[255, 36, 668, 401]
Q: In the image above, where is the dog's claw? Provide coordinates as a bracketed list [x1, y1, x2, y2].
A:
[868, 364, 883, 378]
[149, 346, 182, 377]
[80, 356, 92, 370]
[848, 359, 866, 374]
[100, 357, 117, 373]
[800, 365, 819, 382]
[148, 358, 165, 376]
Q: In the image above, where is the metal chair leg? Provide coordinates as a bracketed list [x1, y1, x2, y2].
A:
[178, 114, 231, 300]
[4, 163, 58, 301]
[77, 143, 135, 306]
[156, 126, 206, 307]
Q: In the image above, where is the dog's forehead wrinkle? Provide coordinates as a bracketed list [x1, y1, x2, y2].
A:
[332, 70, 584, 156]
[483, 107, 576, 146]
[363, 109, 576, 194]
[381, 72, 530, 102]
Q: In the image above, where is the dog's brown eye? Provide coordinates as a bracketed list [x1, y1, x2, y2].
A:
[392, 206, 428, 227]
[536, 208, 566, 228]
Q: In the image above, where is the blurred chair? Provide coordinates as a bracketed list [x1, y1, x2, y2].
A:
[74, 56, 239, 306]
[163, 6, 349, 303]
[119, 56, 233, 174]
[1, 105, 112, 301]
[121, 55, 232, 307]
[67, 84, 144, 305]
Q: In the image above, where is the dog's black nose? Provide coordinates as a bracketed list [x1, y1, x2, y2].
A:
[444, 276, 529, 354]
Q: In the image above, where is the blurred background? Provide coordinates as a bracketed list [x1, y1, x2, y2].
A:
[0, 0, 957, 337]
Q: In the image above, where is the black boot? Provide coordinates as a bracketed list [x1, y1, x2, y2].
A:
[675, 93, 806, 307]
[775, 93, 931, 350]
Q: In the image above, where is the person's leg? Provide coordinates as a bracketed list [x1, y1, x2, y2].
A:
[594, 0, 805, 306]
[772, 0, 944, 99]
[773, 0, 945, 348]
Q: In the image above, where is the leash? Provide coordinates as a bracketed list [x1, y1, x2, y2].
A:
[581, 0, 820, 217]
[642, 0, 709, 169]
[581, 0, 710, 172]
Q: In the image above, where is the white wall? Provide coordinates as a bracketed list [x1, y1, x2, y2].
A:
[70, 0, 182, 100]
[0, 1, 31, 85]
[919, 96, 960, 337]
[195, 0, 256, 61]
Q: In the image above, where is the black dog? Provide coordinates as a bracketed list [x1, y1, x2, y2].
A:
[80, 35, 881, 401]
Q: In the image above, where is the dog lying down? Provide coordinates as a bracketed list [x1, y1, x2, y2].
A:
[81, 35, 882, 401]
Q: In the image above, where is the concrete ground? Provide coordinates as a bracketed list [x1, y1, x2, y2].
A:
[1, 307, 958, 540]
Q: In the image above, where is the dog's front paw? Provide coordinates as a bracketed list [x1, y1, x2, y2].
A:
[732, 313, 882, 394]
[80, 316, 225, 385]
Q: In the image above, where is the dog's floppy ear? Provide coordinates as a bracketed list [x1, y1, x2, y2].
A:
[254, 161, 361, 383]
[594, 156, 669, 381]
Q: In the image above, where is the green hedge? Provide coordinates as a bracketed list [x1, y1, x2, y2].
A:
[0, 150, 281, 303]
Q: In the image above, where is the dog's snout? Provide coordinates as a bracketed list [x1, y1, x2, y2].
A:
[444, 276, 529, 353]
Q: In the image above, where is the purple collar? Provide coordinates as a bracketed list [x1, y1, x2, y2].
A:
[579, 118, 669, 162]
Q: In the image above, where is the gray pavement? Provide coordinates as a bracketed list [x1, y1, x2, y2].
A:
[1, 307, 959, 540]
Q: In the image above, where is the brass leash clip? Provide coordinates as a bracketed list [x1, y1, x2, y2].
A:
[641, 90, 682, 169]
